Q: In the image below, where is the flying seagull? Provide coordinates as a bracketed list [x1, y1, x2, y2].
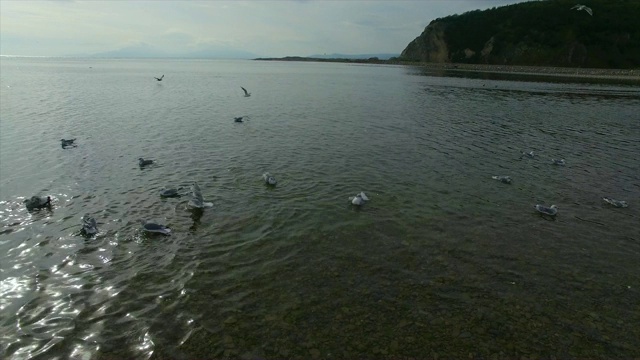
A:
[154, 75, 165, 81]
[241, 87, 251, 97]
[571, 4, 592, 16]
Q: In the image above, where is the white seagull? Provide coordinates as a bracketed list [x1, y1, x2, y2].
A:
[520, 151, 535, 159]
[263, 173, 277, 186]
[492, 175, 512, 184]
[188, 182, 213, 209]
[534, 204, 558, 216]
[571, 4, 593, 16]
[602, 197, 628, 208]
[349, 192, 369, 206]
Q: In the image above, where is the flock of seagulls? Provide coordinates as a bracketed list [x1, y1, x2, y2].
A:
[28, 80, 369, 238]
[43, 81, 261, 236]
[493, 150, 628, 217]
[30, 48, 626, 236]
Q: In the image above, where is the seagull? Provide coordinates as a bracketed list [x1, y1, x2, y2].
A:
[81, 215, 98, 236]
[520, 151, 535, 159]
[154, 75, 164, 81]
[160, 188, 181, 198]
[188, 182, 213, 208]
[139, 158, 154, 167]
[241, 87, 251, 97]
[534, 204, 558, 216]
[234, 117, 244, 123]
[492, 175, 512, 184]
[24, 196, 52, 211]
[263, 173, 277, 186]
[61, 138, 77, 148]
[349, 192, 369, 206]
[571, 4, 593, 16]
[602, 197, 628, 208]
[142, 221, 171, 235]
[551, 159, 566, 166]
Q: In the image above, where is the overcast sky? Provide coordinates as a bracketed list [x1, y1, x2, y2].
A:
[0, 0, 527, 57]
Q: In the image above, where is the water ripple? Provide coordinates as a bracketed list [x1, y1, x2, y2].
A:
[1, 58, 639, 359]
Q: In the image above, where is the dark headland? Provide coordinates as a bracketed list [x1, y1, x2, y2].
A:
[256, 0, 640, 81]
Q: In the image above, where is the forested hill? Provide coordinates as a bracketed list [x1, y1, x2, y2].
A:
[400, 0, 640, 68]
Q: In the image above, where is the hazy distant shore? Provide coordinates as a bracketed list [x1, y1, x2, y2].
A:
[255, 57, 640, 81]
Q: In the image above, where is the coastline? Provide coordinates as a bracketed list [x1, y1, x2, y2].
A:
[402, 62, 640, 81]
[255, 57, 640, 82]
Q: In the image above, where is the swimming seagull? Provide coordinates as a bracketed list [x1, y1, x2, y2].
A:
[602, 197, 628, 208]
[534, 204, 558, 216]
[234, 117, 244, 123]
[551, 158, 566, 166]
[61, 138, 77, 148]
[139, 158, 154, 167]
[188, 182, 213, 208]
[154, 75, 165, 81]
[492, 175, 512, 184]
[142, 221, 171, 235]
[349, 192, 369, 206]
[160, 188, 181, 198]
[241, 87, 251, 97]
[81, 215, 98, 236]
[263, 173, 277, 186]
[571, 4, 593, 16]
[24, 196, 52, 211]
[520, 151, 535, 159]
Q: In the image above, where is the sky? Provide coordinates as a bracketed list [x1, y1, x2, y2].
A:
[0, 0, 528, 58]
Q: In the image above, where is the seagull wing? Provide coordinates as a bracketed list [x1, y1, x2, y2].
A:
[191, 183, 204, 205]
[585, 7, 592, 15]
[241, 87, 249, 95]
[570, 4, 580, 9]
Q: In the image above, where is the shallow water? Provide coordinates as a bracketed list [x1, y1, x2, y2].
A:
[1, 58, 639, 359]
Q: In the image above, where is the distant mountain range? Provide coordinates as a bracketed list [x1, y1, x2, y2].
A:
[76, 44, 399, 61]
[82, 43, 259, 59]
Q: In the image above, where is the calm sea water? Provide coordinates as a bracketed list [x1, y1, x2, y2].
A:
[1, 58, 639, 359]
